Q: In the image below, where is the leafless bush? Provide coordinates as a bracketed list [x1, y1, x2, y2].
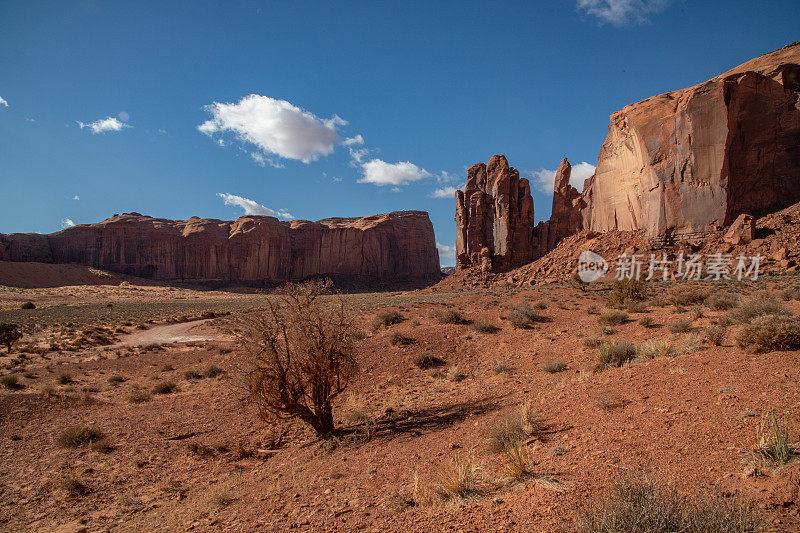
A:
[735, 314, 800, 353]
[238, 280, 358, 438]
[667, 283, 709, 306]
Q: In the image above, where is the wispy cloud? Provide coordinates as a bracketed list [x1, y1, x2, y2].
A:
[430, 185, 460, 199]
[61, 218, 76, 228]
[77, 116, 131, 134]
[0, 96, 8, 107]
[436, 242, 456, 261]
[217, 192, 293, 220]
[576, 0, 670, 25]
[72, 195, 80, 201]
[531, 161, 596, 194]
[198, 94, 345, 165]
[358, 159, 432, 187]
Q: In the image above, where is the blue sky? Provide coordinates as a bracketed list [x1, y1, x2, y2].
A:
[1, 1, 798, 266]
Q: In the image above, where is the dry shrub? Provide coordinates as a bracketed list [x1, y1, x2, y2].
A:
[128, 390, 151, 403]
[372, 310, 403, 331]
[491, 360, 511, 375]
[667, 283, 709, 306]
[595, 341, 636, 370]
[783, 283, 800, 301]
[728, 293, 792, 324]
[413, 351, 445, 369]
[0, 323, 23, 353]
[704, 326, 727, 346]
[471, 321, 500, 333]
[507, 304, 545, 329]
[204, 365, 225, 378]
[597, 310, 628, 327]
[437, 309, 468, 325]
[486, 401, 544, 453]
[152, 381, 178, 394]
[1, 374, 23, 390]
[669, 318, 693, 333]
[61, 476, 91, 498]
[58, 424, 106, 448]
[735, 314, 800, 353]
[607, 279, 648, 308]
[753, 412, 798, 466]
[239, 280, 358, 438]
[577, 473, 760, 533]
[447, 366, 467, 382]
[543, 360, 568, 374]
[639, 316, 654, 327]
[705, 291, 739, 310]
[636, 340, 674, 359]
[184, 370, 203, 380]
[433, 456, 485, 501]
[502, 441, 537, 480]
[389, 332, 414, 346]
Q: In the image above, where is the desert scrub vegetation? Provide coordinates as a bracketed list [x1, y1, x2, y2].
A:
[152, 381, 179, 394]
[667, 283, 709, 306]
[597, 310, 628, 327]
[20, 301, 36, 310]
[0, 323, 23, 353]
[389, 332, 414, 346]
[542, 359, 568, 373]
[704, 325, 727, 346]
[371, 309, 403, 331]
[506, 303, 545, 329]
[471, 321, 500, 333]
[607, 278, 648, 308]
[635, 339, 674, 359]
[0, 374, 23, 390]
[753, 412, 799, 466]
[668, 318, 693, 333]
[128, 390, 151, 403]
[728, 293, 792, 324]
[577, 473, 761, 532]
[414, 456, 486, 504]
[436, 308, 469, 325]
[413, 351, 445, 369]
[57, 424, 107, 449]
[705, 291, 739, 310]
[735, 314, 800, 353]
[595, 341, 636, 370]
[485, 401, 544, 453]
[239, 280, 358, 438]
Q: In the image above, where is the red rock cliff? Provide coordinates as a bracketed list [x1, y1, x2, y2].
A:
[0, 211, 441, 282]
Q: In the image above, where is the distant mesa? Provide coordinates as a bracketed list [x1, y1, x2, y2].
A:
[456, 41, 800, 272]
[0, 211, 441, 284]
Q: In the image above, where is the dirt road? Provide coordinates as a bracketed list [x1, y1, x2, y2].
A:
[115, 319, 219, 346]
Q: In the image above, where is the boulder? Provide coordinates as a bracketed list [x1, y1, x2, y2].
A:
[724, 214, 756, 245]
[0, 211, 441, 283]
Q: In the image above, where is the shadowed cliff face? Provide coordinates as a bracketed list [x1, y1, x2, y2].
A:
[0, 211, 442, 283]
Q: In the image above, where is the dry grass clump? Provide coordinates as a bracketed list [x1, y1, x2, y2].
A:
[204, 365, 225, 378]
[413, 351, 446, 369]
[152, 381, 179, 394]
[436, 309, 469, 325]
[1, 374, 23, 390]
[597, 310, 628, 327]
[583, 337, 603, 348]
[638, 316, 654, 327]
[507, 304, 545, 329]
[343, 394, 370, 425]
[753, 412, 798, 466]
[471, 321, 500, 333]
[636, 340, 674, 359]
[61, 476, 91, 498]
[532, 300, 549, 310]
[128, 390, 151, 403]
[58, 424, 106, 448]
[667, 283, 709, 306]
[184, 370, 203, 380]
[446, 365, 467, 382]
[429, 456, 486, 502]
[783, 283, 800, 301]
[607, 279, 648, 308]
[57, 372, 73, 385]
[389, 332, 414, 346]
[735, 314, 800, 353]
[587, 304, 600, 315]
[705, 291, 739, 310]
[595, 341, 636, 370]
[728, 293, 792, 324]
[491, 360, 511, 375]
[372, 310, 404, 331]
[485, 401, 544, 453]
[502, 441, 537, 480]
[669, 318, 693, 333]
[577, 474, 761, 533]
[542, 360, 568, 374]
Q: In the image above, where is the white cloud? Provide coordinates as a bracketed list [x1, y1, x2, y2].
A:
[72, 195, 80, 201]
[198, 94, 345, 164]
[342, 135, 364, 146]
[358, 159, 431, 187]
[77, 116, 131, 134]
[576, 0, 670, 25]
[61, 218, 75, 228]
[436, 242, 456, 260]
[531, 161, 596, 194]
[217, 192, 293, 220]
[0, 96, 7, 107]
[430, 186, 459, 199]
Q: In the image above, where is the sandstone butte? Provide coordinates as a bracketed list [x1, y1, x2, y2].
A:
[456, 41, 800, 271]
[0, 211, 441, 283]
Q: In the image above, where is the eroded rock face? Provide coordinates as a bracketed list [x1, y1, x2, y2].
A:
[582, 41, 800, 237]
[538, 158, 585, 255]
[0, 211, 441, 282]
[455, 155, 536, 270]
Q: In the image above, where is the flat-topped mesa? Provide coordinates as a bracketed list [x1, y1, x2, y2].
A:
[583, 41, 800, 238]
[0, 210, 441, 283]
[455, 155, 536, 271]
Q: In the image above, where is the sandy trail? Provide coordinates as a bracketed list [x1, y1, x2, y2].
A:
[115, 319, 219, 346]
